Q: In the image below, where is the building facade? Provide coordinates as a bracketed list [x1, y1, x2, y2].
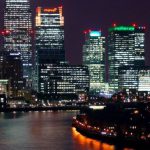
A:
[118, 66, 150, 92]
[35, 6, 65, 63]
[0, 94, 7, 109]
[1, 52, 26, 97]
[4, 0, 32, 80]
[134, 27, 145, 65]
[38, 62, 89, 101]
[34, 6, 65, 91]
[83, 31, 105, 95]
[108, 25, 145, 90]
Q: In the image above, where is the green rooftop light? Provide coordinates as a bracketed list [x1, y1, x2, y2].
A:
[109, 26, 135, 32]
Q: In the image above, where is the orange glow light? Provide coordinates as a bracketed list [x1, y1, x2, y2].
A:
[72, 127, 115, 150]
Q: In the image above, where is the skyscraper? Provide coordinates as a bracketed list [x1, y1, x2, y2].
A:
[83, 30, 105, 95]
[4, 0, 32, 80]
[35, 6, 65, 63]
[108, 25, 145, 90]
[34, 6, 65, 91]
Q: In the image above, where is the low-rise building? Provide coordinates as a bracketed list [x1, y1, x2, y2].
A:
[118, 66, 150, 92]
[38, 62, 89, 102]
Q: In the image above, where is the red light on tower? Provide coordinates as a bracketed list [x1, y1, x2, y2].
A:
[113, 23, 117, 27]
[1, 31, 5, 36]
[5, 30, 11, 35]
[83, 30, 87, 34]
[0, 30, 11, 36]
[132, 23, 137, 27]
[88, 29, 91, 33]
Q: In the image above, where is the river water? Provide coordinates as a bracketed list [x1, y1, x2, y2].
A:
[0, 111, 134, 150]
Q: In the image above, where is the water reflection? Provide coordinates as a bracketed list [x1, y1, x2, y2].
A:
[72, 127, 135, 150]
[0, 112, 136, 150]
[72, 127, 115, 150]
[0, 111, 25, 119]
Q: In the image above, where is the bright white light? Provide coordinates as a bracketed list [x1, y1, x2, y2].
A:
[89, 105, 106, 110]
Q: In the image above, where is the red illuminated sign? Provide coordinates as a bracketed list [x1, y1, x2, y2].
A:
[43, 8, 57, 13]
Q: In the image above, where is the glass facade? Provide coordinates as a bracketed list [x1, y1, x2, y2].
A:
[4, 0, 32, 80]
[138, 69, 150, 91]
[1, 52, 26, 97]
[134, 27, 145, 65]
[35, 6, 65, 63]
[118, 66, 150, 92]
[83, 31, 105, 95]
[34, 6, 65, 91]
[38, 62, 89, 101]
[118, 66, 139, 90]
[108, 25, 145, 90]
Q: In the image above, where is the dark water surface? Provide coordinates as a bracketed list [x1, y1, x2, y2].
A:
[0, 111, 134, 150]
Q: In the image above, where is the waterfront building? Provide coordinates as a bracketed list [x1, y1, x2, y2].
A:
[4, 0, 32, 81]
[83, 30, 105, 95]
[0, 80, 9, 97]
[38, 62, 89, 101]
[0, 94, 7, 109]
[108, 25, 145, 90]
[118, 66, 150, 92]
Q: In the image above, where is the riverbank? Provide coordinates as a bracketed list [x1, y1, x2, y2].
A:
[0, 106, 86, 112]
[72, 103, 150, 149]
[72, 118, 150, 149]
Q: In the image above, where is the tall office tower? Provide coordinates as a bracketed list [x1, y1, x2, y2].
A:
[4, 0, 32, 81]
[83, 30, 105, 95]
[34, 6, 65, 91]
[35, 6, 65, 63]
[108, 25, 145, 90]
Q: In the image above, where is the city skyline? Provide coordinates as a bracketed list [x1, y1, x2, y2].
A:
[0, 1, 150, 149]
[35, 0, 150, 65]
[1, 0, 150, 65]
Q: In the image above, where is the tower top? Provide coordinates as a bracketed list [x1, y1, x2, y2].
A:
[109, 26, 135, 32]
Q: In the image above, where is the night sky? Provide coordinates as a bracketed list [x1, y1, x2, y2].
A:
[1, 0, 150, 65]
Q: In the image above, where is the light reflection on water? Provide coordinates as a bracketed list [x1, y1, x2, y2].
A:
[0, 111, 135, 150]
[72, 127, 135, 150]
[0, 111, 26, 119]
[72, 127, 115, 150]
